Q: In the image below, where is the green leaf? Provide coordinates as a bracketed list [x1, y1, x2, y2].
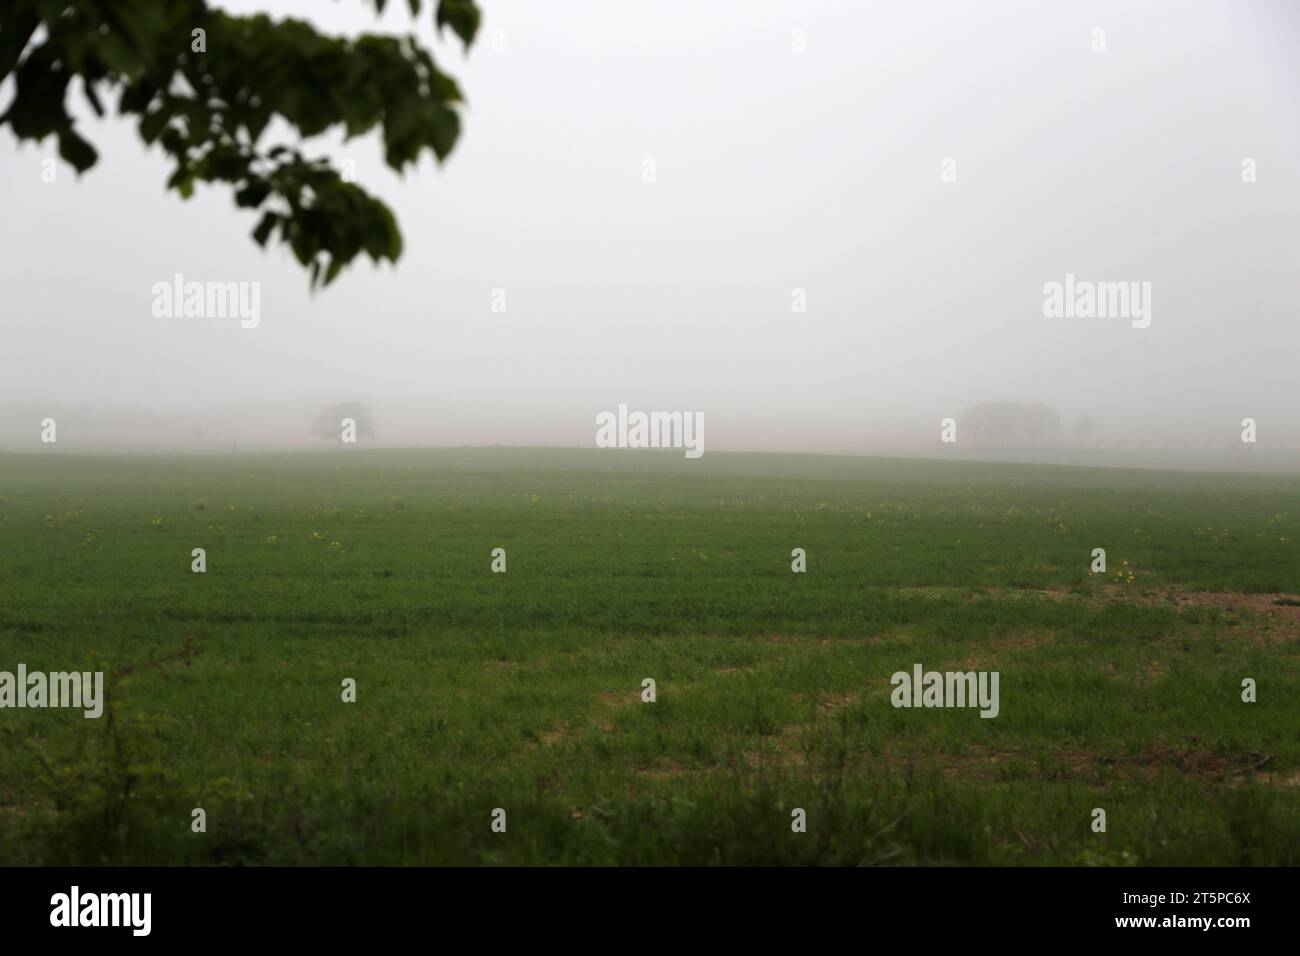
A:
[437, 0, 481, 48]
[139, 107, 169, 144]
[0, 9, 40, 82]
[167, 167, 195, 199]
[245, 109, 271, 144]
[429, 107, 459, 160]
[235, 180, 272, 208]
[57, 128, 97, 173]
[82, 81, 105, 117]
[94, 32, 142, 77]
[252, 212, 279, 246]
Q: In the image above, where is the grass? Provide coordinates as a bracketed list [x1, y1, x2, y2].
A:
[0, 447, 1297, 865]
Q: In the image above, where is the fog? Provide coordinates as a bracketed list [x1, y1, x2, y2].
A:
[2, 0, 1299, 468]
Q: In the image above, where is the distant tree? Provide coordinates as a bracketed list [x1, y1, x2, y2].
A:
[1022, 402, 1061, 447]
[1071, 416, 1095, 444]
[1, 1, 480, 287]
[963, 401, 1020, 447]
[963, 401, 1061, 448]
[313, 402, 374, 447]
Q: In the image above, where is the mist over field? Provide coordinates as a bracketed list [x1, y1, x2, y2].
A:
[3, 0, 1299, 466]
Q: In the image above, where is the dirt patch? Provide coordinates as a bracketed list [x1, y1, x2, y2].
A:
[925, 744, 1276, 784]
[635, 758, 689, 780]
[983, 584, 1300, 635]
[815, 691, 860, 717]
[991, 631, 1055, 650]
[713, 661, 778, 675]
[736, 692, 860, 769]
[983, 586, 1077, 601]
[1059, 585, 1300, 643]
[1127, 746, 1271, 781]
[743, 733, 809, 771]
[1106, 656, 1168, 681]
[765, 635, 835, 646]
[539, 725, 571, 746]
[1183, 591, 1299, 615]
[1111, 586, 1300, 617]
[1251, 768, 1300, 786]
[597, 690, 637, 707]
[525, 691, 635, 750]
[1139, 657, 1168, 680]
[936, 748, 1010, 781]
[882, 586, 982, 600]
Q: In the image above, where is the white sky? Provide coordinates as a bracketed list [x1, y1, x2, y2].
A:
[2, 0, 1299, 454]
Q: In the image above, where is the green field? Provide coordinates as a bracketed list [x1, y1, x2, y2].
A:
[1, 448, 1297, 865]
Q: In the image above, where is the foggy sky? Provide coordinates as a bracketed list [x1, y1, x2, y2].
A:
[2, 0, 1299, 459]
